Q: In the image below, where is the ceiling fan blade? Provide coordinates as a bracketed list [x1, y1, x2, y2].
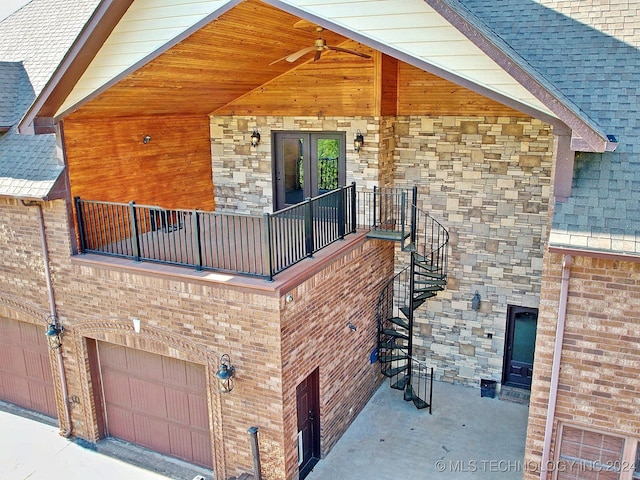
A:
[285, 46, 316, 63]
[314, 49, 322, 61]
[269, 53, 292, 66]
[327, 46, 372, 59]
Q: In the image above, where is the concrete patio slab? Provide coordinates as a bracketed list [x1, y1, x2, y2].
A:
[306, 380, 529, 480]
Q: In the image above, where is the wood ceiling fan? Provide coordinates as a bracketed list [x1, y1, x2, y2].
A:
[270, 26, 371, 65]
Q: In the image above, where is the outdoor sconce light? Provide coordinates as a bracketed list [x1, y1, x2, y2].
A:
[354, 129, 364, 152]
[215, 354, 235, 393]
[472, 291, 481, 311]
[250, 127, 261, 147]
[45, 318, 64, 350]
[143, 135, 151, 144]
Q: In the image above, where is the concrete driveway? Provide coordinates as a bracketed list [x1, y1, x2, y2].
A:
[0, 380, 528, 480]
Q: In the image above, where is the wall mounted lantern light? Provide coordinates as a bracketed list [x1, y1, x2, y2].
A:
[215, 354, 236, 393]
[472, 291, 481, 311]
[354, 129, 364, 152]
[250, 127, 261, 147]
[45, 317, 64, 350]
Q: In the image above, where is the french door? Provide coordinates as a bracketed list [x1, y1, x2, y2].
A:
[273, 132, 345, 210]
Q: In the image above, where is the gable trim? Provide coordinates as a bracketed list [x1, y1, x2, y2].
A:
[19, 0, 135, 134]
[262, 0, 564, 128]
[53, 0, 244, 121]
[425, 0, 615, 153]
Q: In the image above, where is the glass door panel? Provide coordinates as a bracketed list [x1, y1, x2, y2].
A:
[283, 137, 304, 205]
[274, 132, 345, 210]
[503, 306, 538, 389]
[316, 138, 339, 195]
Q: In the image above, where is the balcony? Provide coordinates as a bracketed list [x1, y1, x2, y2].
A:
[75, 184, 414, 281]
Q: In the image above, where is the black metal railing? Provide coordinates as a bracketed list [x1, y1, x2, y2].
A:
[376, 266, 412, 379]
[375, 199, 448, 411]
[75, 184, 357, 281]
[413, 203, 449, 281]
[409, 357, 434, 414]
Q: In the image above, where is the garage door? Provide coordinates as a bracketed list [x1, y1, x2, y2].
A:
[98, 342, 212, 468]
[0, 318, 56, 417]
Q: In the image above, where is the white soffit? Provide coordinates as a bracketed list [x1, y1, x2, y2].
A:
[56, 0, 233, 116]
[276, 0, 557, 118]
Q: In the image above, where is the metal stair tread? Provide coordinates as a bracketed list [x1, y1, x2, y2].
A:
[414, 291, 437, 301]
[366, 230, 410, 242]
[388, 316, 409, 329]
[414, 277, 447, 286]
[378, 354, 409, 363]
[390, 375, 409, 390]
[414, 270, 446, 279]
[414, 285, 444, 293]
[383, 328, 409, 340]
[383, 365, 409, 377]
[378, 338, 408, 351]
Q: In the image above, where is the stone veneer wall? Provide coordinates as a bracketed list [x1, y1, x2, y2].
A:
[392, 115, 554, 386]
[523, 254, 640, 479]
[210, 116, 383, 215]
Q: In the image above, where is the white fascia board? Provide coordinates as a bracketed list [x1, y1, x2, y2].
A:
[56, 0, 235, 117]
[273, 0, 558, 119]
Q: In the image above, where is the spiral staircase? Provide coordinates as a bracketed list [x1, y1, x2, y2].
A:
[368, 187, 449, 412]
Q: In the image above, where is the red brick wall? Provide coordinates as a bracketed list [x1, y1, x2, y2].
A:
[280, 238, 394, 479]
[1, 196, 396, 479]
[524, 253, 640, 479]
[0, 198, 54, 312]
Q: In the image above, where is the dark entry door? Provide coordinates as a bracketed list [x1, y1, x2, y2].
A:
[296, 368, 320, 479]
[503, 306, 538, 389]
[274, 132, 345, 210]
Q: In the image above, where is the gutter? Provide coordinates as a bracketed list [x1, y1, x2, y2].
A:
[21, 200, 72, 438]
[539, 254, 572, 477]
[549, 244, 640, 264]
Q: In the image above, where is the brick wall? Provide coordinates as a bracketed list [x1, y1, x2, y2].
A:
[55, 261, 284, 478]
[0, 198, 53, 311]
[524, 253, 640, 479]
[0, 197, 285, 478]
[279, 238, 393, 480]
[393, 116, 554, 386]
[1, 194, 394, 479]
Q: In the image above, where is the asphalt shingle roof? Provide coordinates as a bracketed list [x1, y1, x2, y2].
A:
[0, 61, 30, 128]
[0, 0, 98, 199]
[460, 0, 640, 256]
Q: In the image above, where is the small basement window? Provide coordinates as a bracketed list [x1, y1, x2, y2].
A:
[555, 424, 640, 480]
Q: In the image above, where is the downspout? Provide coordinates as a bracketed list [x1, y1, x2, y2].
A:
[539, 254, 572, 478]
[21, 200, 72, 437]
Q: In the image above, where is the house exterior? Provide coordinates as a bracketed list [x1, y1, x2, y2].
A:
[0, 1, 637, 480]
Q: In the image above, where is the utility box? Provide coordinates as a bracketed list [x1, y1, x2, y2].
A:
[480, 379, 497, 398]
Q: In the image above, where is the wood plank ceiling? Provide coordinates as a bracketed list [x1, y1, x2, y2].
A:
[66, 0, 369, 120]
